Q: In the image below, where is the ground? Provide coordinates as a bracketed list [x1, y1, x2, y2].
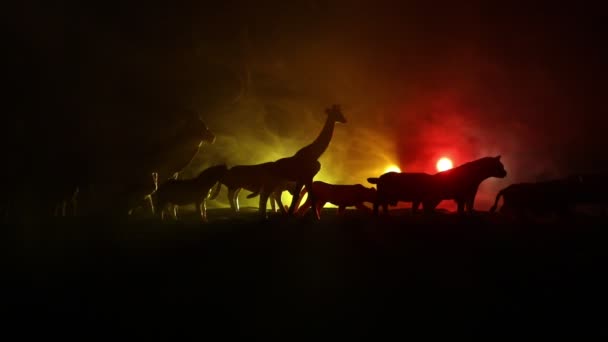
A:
[5, 209, 608, 338]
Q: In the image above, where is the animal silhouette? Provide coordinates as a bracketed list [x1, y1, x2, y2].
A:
[92, 113, 216, 216]
[368, 172, 436, 215]
[127, 172, 159, 216]
[255, 104, 346, 219]
[568, 173, 608, 208]
[151, 164, 227, 222]
[488, 181, 572, 218]
[53, 187, 80, 217]
[424, 156, 507, 214]
[490, 174, 607, 218]
[219, 162, 295, 213]
[245, 181, 298, 214]
[292, 181, 377, 218]
[370, 156, 507, 215]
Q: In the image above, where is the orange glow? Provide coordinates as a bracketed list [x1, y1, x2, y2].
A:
[383, 164, 401, 173]
[436, 157, 453, 172]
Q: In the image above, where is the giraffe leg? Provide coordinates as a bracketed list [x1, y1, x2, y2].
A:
[234, 188, 241, 212]
[228, 188, 237, 212]
[270, 193, 277, 213]
[259, 190, 270, 219]
[276, 192, 288, 215]
[306, 180, 320, 220]
[199, 199, 208, 222]
[288, 182, 304, 216]
[297, 198, 312, 217]
[315, 201, 326, 219]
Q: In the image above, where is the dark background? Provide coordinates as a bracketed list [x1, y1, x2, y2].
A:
[5, 2, 608, 338]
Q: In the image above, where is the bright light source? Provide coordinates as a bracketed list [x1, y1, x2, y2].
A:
[436, 157, 453, 172]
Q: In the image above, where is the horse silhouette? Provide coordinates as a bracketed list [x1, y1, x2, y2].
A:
[370, 156, 507, 215]
[151, 164, 227, 222]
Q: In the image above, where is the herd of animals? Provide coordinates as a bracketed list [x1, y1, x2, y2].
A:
[4, 104, 607, 223]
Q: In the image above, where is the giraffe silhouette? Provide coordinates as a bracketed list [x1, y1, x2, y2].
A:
[257, 104, 346, 219]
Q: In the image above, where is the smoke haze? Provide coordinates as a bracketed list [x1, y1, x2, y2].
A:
[6, 1, 608, 211]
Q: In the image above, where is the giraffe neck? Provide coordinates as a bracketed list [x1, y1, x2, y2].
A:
[294, 115, 335, 161]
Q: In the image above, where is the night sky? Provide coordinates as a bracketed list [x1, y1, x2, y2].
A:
[6, 1, 608, 210]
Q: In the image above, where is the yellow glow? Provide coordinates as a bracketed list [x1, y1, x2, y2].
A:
[383, 164, 401, 174]
[436, 157, 453, 172]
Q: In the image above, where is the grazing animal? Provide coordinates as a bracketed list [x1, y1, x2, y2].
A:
[369, 156, 507, 215]
[292, 181, 377, 218]
[569, 173, 608, 206]
[488, 179, 578, 218]
[151, 164, 227, 222]
[368, 172, 436, 215]
[490, 174, 608, 218]
[220, 162, 296, 213]
[256, 104, 346, 219]
[245, 180, 298, 214]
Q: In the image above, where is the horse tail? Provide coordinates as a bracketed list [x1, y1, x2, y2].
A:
[367, 177, 379, 184]
[489, 188, 505, 213]
[208, 182, 222, 200]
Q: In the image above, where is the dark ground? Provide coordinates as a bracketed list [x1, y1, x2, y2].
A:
[5, 209, 608, 339]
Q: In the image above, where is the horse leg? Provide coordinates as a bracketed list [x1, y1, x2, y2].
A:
[382, 202, 389, 215]
[412, 201, 420, 214]
[275, 192, 288, 215]
[456, 200, 465, 215]
[465, 191, 477, 215]
[355, 203, 372, 214]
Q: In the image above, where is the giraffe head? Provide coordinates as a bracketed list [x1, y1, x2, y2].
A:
[326, 104, 347, 124]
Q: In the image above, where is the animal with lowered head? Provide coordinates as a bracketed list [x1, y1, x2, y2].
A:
[151, 164, 227, 222]
[220, 162, 296, 213]
[293, 181, 377, 218]
[368, 172, 436, 215]
[369, 156, 507, 215]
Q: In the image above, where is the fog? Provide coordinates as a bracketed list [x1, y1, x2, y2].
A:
[6, 1, 608, 211]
